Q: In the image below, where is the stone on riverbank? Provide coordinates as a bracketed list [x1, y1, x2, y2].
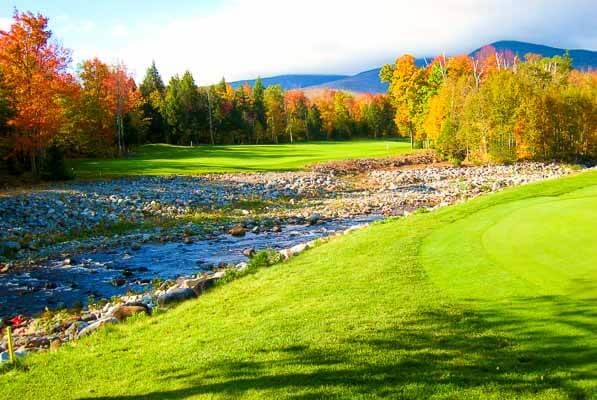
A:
[76, 317, 118, 339]
[111, 304, 151, 321]
[229, 225, 246, 237]
[157, 288, 197, 306]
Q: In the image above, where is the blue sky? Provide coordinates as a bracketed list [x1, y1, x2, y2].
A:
[2, 1, 596, 84]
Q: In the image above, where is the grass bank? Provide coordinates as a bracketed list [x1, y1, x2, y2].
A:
[1, 170, 595, 399]
[69, 140, 413, 178]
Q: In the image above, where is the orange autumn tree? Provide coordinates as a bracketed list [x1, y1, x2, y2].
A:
[76, 58, 113, 152]
[0, 11, 74, 173]
[106, 62, 141, 154]
[284, 89, 309, 142]
[66, 59, 141, 156]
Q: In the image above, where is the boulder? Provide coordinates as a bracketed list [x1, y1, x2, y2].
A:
[279, 249, 292, 260]
[229, 225, 246, 237]
[242, 248, 255, 257]
[65, 321, 88, 339]
[235, 262, 249, 272]
[111, 304, 151, 321]
[157, 288, 197, 307]
[190, 271, 225, 296]
[308, 213, 321, 225]
[76, 317, 118, 339]
[111, 277, 127, 287]
[289, 243, 308, 256]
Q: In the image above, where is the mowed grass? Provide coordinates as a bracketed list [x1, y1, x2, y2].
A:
[69, 140, 413, 178]
[1, 171, 595, 399]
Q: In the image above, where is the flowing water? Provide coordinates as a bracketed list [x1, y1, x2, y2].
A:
[0, 216, 379, 317]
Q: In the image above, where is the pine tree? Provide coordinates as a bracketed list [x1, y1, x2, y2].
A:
[252, 77, 266, 133]
[139, 61, 167, 142]
[139, 61, 165, 97]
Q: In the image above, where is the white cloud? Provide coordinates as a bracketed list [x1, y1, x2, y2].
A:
[44, 0, 597, 84]
[110, 24, 128, 38]
[0, 17, 11, 31]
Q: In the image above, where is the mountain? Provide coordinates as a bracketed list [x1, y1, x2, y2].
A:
[470, 40, 597, 70]
[227, 41, 596, 94]
[228, 74, 349, 90]
[310, 68, 388, 93]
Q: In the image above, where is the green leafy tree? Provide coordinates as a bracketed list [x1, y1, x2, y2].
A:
[306, 104, 323, 140]
[264, 85, 285, 143]
[163, 71, 204, 145]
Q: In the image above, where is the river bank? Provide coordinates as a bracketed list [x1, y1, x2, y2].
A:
[0, 157, 578, 360]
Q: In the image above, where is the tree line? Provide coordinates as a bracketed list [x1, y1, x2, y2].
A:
[0, 11, 395, 177]
[1, 11, 595, 178]
[381, 46, 597, 163]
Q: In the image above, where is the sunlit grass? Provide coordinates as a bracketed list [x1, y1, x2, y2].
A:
[69, 140, 414, 178]
[1, 170, 595, 399]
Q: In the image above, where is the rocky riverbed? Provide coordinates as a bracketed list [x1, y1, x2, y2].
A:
[0, 157, 579, 359]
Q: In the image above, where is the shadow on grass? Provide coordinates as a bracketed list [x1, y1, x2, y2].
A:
[80, 294, 596, 399]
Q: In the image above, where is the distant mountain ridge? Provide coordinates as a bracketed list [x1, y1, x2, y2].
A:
[227, 41, 597, 94]
[229, 74, 348, 90]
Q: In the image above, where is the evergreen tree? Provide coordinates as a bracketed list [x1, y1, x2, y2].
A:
[140, 61, 167, 142]
[252, 77, 266, 135]
[306, 104, 323, 140]
[163, 72, 205, 145]
[140, 61, 165, 97]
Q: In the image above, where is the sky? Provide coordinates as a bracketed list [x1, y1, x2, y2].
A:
[1, 0, 596, 84]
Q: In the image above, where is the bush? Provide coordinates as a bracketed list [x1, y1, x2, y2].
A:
[40, 145, 74, 181]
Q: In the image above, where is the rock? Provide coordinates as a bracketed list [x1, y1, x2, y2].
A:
[183, 237, 194, 245]
[80, 313, 97, 322]
[111, 304, 151, 321]
[76, 317, 118, 339]
[1, 348, 27, 362]
[26, 336, 50, 349]
[131, 243, 141, 251]
[279, 249, 292, 260]
[63, 258, 73, 266]
[157, 288, 197, 307]
[308, 213, 321, 225]
[50, 338, 62, 351]
[272, 225, 282, 233]
[235, 262, 249, 272]
[229, 225, 246, 237]
[187, 271, 226, 296]
[111, 277, 127, 287]
[65, 321, 88, 339]
[289, 243, 307, 256]
[242, 248, 255, 257]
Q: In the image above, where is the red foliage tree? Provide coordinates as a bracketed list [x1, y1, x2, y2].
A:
[0, 11, 75, 172]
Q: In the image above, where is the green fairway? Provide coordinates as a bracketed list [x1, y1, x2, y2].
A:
[69, 140, 413, 178]
[1, 171, 595, 399]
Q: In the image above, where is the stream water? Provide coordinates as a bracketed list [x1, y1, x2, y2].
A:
[0, 216, 379, 317]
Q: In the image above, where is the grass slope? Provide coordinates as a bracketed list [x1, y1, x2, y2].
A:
[1, 171, 595, 399]
[70, 140, 412, 179]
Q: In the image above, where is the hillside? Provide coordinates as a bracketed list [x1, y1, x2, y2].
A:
[472, 40, 597, 70]
[226, 41, 597, 94]
[317, 41, 597, 93]
[1, 170, 595, 399]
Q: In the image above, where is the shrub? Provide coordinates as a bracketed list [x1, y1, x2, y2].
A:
[40, 145, 74, 181]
